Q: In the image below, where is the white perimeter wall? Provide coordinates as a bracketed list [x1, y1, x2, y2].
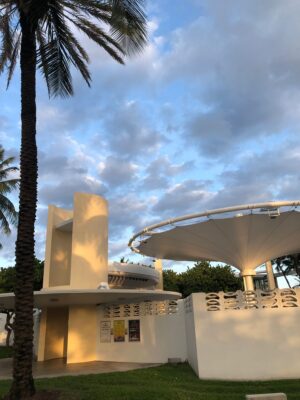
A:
[97, 300, 187, 364]
[184, 297, 198, 375]
[2, 292, 300, 382]
[0, 313, 9, 346]
[0, 312, 40, 351]
[190, 292, 300, 380]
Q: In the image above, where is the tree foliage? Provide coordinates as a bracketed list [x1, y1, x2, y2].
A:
[0, 258, 44, 293]
[0, 0, 147, 97]
[163, 261, 242, 297]
[0, 146, 19, 249]
[273, 253, 300, 288]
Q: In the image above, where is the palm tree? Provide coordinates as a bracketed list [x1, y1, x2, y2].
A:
[0, 146, 19, 249]
[0, 1, 147, 398]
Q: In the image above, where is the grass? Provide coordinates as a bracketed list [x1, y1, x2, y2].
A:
[0, 363, 300, 400]
[0, 347, 13, 359]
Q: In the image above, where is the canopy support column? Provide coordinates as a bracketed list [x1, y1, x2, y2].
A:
[265, 260, 276, 290]
[243, 275, 254, 291]
[154, 259, 163, 290]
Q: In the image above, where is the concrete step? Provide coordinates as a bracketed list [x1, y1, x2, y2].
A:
[246, 394, 287, 400]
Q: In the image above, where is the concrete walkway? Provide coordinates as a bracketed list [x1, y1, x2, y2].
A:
[0, 358, 160, 380]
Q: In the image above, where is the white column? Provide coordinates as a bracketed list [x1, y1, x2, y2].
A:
[154, 259, 163, 290]
[243, 275, 254, 291]
[265, 260, 276, 290]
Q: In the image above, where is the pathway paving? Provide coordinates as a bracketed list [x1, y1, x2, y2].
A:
[0, 358, 160, 380]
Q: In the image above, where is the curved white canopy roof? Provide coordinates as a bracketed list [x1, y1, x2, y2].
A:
[130, 202, 300, 275]
[0, 289, 181, 310]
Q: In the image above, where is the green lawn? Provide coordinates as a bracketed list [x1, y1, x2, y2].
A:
[0, 346, 13, 359]
[0, 363, 299, 400]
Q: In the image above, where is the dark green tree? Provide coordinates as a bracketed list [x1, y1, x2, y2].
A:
[0, 259, 44, 348]
[164, 261, 242, 297]
[0, 1, 147, 398]
[0, 146, 19, 249]
[0, 259, 44, 293]
[273, 253, 300, 288]
[163, 269, 181, 293]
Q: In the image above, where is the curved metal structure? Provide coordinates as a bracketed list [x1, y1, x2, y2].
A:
[129, 200, 300, 253]
[108, 262, 159, 289]
[129, 200, 300, 292]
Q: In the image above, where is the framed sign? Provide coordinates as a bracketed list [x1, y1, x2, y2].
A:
[128, 320, 140, 342]
[100, 321, 111, 343]
[113, 320, 125, 342]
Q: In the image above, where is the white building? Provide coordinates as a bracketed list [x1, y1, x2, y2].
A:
[1, 194, 300, 381]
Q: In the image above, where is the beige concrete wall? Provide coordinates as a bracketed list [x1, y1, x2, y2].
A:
[191, 292, 300, 380]
[184, 298, 199, 375]
[67, 306, 98, 363]
[33, 311, 40, 358]
[0, 314, 6, 345]
[37, 309, 47, 361]
[43, 206, 73, 288]
[96, 301, 187, 364]
[38, 307, 69, 361]
[70, 193, 108, 289]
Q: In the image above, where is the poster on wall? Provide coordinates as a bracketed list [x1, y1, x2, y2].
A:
[128, 320, 140, 342]
[113, 320, 125, 342]
[100, 321, 111, 343]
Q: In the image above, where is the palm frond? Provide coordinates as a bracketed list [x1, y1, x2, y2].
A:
[0, 165, 19, 180]
[63, 0, 112, 23]
[0, 178, 19, 194]
[70, 16, 125, 64]
[0, 208, 11, 235]
[36, 25, 51, 94]
[0, 9, 13, 73]
[0, 193, 17, 226]
[1, 0, 148, 96]
[0, 155, 16, 166]
[6, 30, 21, 87]
[37, 0, 92, 96]
[110, 0, 147, 56]
[0, 147, 18, 239]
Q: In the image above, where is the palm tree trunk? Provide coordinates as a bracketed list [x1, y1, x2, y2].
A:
[9, 14, 37, 400]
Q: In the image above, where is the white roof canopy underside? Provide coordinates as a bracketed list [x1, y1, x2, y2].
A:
[0, 289, 181, 310]
[135, 209, 300, 274]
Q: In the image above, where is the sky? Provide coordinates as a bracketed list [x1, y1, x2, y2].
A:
[1, 0, 300, 278]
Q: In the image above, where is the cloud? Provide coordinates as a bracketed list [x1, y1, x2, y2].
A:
[2, 0, 300, 271]
[160, 0, 300, 157]
[204, 140, 300, 209]
[141, 156, 194, 190]
[99, 156, 137, 188]
[108, 195, 151, 238]
[152, 179, 213, 217]
[39, 175, 105, 208]
[100, 101, 166, 160]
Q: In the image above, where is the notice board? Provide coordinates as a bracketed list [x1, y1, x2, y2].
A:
[113, 320, 125, 342]
[128, 319, 140, 342]
[100, 321, 111, 343]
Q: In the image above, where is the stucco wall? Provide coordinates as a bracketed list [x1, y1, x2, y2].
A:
[184, 297, 198, 375]
[67, 305, 98, 363]
[0, 313, 8, 346]
[96, 301, 187, 364]
[38, 307, 69, 361]
[70, 193, 108, 289]
[191, 292, 300, 380]
[44, 206, 73, 288]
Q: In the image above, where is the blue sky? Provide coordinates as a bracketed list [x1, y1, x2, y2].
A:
[1, 0, 300, 278]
